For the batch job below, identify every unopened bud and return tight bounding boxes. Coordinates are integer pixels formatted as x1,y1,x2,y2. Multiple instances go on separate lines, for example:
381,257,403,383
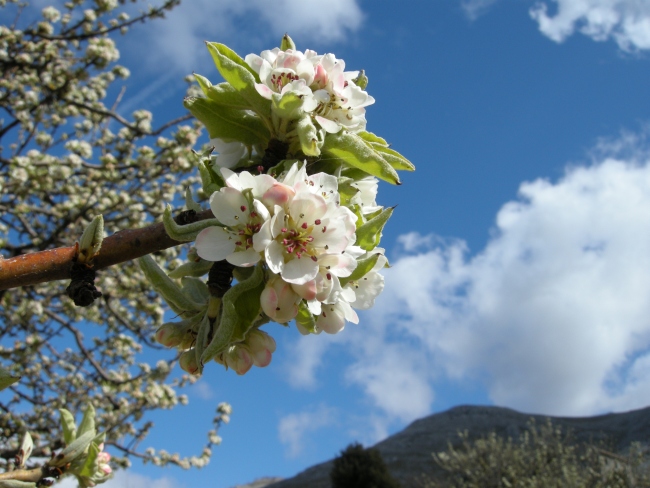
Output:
280,33,296,51
245,330,276,367
179,350,200,375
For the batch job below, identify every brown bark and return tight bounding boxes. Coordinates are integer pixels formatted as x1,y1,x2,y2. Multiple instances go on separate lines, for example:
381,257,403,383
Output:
0,209,213,291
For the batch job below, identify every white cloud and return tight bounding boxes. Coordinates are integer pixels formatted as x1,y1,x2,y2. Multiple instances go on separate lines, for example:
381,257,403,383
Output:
57,470,185,488
129,0,364,75
461,0,500,21
288,129,650,422
278,404,337,458
530,0,650,51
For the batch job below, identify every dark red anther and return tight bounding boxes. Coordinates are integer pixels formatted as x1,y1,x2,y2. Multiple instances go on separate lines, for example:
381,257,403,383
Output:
301,222,308,229
315,219,321,225
240,205,247,212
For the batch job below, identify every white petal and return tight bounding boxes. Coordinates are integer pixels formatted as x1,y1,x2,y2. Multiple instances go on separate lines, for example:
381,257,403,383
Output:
253,220,273,252
227,248,261,267
210,188,249,227
282,257,319,285
195,227,236,262
315,115,342,134
265,240,285,274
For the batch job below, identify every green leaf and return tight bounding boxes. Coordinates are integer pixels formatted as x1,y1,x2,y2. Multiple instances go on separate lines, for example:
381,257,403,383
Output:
162,204,221,242
49,430,95,467
139,255,205,314
200,265,265,364
0,481,37,488
59,409,77,444
181,277,210,306
0,365,20,392
357,130,387,146
184,96,270,147
272,91,304,120
184,188,202,213
295,301,317,334
78,441,100,477
340,253,382,287
195,75,253,110
168,259,213,279
77,404,95,439
77,214,104,264
372,144,415,171
205,42,271,120
322,131,400,185
337,177,360,207
355,207,394,251
194,313,211,375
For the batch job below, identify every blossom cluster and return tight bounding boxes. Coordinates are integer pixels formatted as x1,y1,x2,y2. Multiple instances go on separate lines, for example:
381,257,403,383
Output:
147,35,413,378
195,162,386,337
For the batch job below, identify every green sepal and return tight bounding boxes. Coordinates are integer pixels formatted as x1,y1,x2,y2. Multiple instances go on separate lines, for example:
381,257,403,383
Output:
184,97,270,147
77,404,95,439
272,91,304,120
139,255,205,314
205,42,271,120
194,313,211,375
48,430,95,467
200,265,265,364
168,259,213,279
295,301,317,334
296,114,320,156
181,277,210,304
355,206,394,251
322,131,400,185
232,265,255,282
162,204,221,242
280,33,296,51
59,408,77,445
340,253,382,287
184,188,202,212
0,365,20,392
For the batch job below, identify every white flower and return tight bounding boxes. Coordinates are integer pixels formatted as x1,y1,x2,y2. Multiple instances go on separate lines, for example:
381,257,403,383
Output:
350,176,382,216
316,299,358,334
253,181,357,285
195,187,270,266
343,248,387,310
245,48,373,134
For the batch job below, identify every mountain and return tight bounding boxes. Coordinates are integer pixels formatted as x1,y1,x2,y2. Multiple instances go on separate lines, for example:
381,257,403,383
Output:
256,404,650,488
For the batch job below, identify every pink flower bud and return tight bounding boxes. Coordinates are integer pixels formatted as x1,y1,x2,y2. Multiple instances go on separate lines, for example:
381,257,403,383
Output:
261,275,300,323
224,345,253,375
179,350,200,375
155,323,182,348
245,330,276,368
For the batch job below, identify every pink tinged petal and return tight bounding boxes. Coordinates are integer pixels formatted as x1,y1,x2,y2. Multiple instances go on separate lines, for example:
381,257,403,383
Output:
210,188,249,226
265,240,285,274
263,183,295,207
251,348,272,367
227,346,253,375
291,279,317,300
195,227,236,262
290,193,328,223
317,305,346,334
255,83,274,100
260,285,279,318
282,257,319,285
227,248,261,267
315,115,342,134
245,53,264,74
318,253,357,278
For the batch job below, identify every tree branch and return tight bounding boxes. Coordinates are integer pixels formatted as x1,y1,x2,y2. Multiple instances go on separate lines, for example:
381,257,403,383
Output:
0,209,212,291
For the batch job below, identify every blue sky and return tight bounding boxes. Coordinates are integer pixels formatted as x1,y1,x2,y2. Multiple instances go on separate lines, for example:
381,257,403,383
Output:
39,0,650,486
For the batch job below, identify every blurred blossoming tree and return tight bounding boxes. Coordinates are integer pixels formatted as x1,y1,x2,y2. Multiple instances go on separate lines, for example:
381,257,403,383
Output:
0,0,414,486
0,0,229,485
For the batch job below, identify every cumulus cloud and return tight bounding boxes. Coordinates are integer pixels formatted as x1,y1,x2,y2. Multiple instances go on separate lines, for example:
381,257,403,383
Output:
287,129,650,425
278,404,337,458
530,0,650,51
129,0,364,75
57,471,185,488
